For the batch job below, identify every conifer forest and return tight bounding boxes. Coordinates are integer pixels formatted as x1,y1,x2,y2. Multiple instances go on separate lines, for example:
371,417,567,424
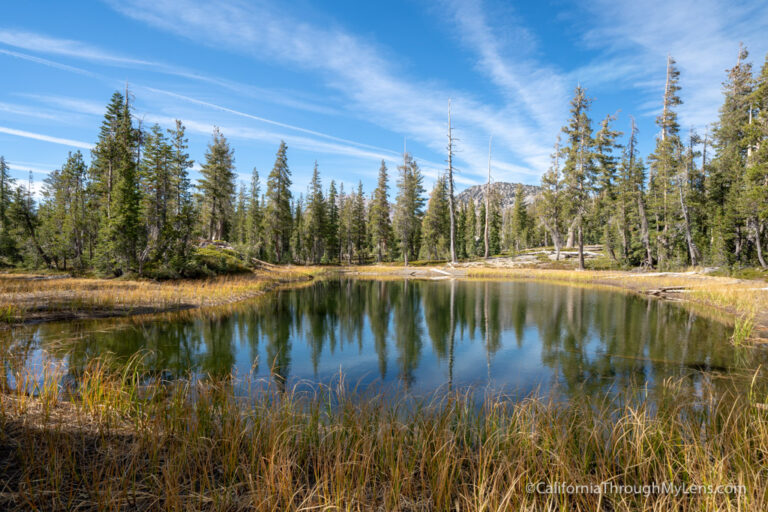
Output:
2,49,767,276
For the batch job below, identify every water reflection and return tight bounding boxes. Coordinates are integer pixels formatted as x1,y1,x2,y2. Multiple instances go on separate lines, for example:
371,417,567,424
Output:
2,278,762,399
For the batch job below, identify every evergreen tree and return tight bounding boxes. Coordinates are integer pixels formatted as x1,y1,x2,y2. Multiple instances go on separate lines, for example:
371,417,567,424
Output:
291,196,305,262
537,139,566,259
306,162,326,264
264,141,293,262
593,114,622,260
90,92,127,221
464,198,478,257
352,181,367,264
369,160,392,263
648,56,684,268
166,121,195,272
198,127,236,242
233,183,248,245
38,152,89,270
509,184,530,252
325,180,339,262
709,46,754,265
421,174,449,260
246,167,263,257
137,124,174,274
561,85,595,270
0,156,17,260
393,153,425,265
745,53,768,267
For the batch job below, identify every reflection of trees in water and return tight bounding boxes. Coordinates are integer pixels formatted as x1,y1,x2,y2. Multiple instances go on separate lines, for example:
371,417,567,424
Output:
366,280,393,379
393,280,423,388
13,278,756,401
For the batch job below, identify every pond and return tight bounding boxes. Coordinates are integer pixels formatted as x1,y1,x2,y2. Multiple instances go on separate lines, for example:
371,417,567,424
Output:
2,278,763,400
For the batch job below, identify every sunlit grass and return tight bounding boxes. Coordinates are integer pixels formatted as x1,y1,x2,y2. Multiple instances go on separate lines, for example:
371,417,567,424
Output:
464,267,768,330
0,267,322,324
1,357,767,510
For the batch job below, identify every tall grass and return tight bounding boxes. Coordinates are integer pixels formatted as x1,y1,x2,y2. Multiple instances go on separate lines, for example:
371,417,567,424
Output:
1,357,767,511
0,267,320,325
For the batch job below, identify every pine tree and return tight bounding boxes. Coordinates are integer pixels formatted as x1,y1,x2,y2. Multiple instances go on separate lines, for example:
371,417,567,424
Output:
101,94,141,275
456,204,467,259
464,198,478,257
246,167,263,258
325,180,339,262
291,196,305,262
38,152,89,270
352,181,367,264
137,124,174,273
393,153,426,265
369,160,392,263
561,85,595,270
708,47,754,265
306,162,326,264
338,185,353,264
648,56,684,268
488,187,502,255
0,156,17,260
198,127,236,242
537,139,565,259
264,141,293,262
166,120,195,272
90,92,127,221
509,184,530,252
421,174,449,260
9,176,51,267
593,114,623,261
233,184,248,245
744,53,768,267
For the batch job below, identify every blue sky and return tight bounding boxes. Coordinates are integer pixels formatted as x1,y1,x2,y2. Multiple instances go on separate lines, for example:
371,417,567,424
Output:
1,0,767,197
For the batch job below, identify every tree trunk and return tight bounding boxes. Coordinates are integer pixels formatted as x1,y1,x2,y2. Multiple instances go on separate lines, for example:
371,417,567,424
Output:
484,137,491,259
678,180,699,266
447,100,457,264
577,219,585,270
751,218,767,268
565,216,578,248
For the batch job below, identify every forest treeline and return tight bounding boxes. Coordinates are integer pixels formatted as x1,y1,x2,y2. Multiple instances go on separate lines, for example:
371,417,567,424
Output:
0,47,767,276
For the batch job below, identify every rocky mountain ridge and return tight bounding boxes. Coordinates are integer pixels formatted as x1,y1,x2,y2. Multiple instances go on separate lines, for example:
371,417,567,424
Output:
455,182,540,210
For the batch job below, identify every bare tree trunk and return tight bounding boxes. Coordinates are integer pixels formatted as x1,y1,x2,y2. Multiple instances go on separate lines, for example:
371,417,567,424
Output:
565,216,578,248
577,218,585,270
447,100,457,264
661,55,672,142
553,230,561,261
629,117,653,268
751,219,767,268
484,137,491,259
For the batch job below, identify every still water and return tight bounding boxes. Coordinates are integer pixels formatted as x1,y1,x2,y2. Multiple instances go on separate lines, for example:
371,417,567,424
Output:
3,278,761,398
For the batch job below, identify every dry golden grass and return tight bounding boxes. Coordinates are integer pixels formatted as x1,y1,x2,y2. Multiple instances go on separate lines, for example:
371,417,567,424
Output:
0,266,322,325
1,358,767,511
463,267,768,333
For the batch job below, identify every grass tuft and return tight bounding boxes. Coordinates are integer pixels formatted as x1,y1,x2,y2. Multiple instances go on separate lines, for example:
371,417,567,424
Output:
1,359,767,510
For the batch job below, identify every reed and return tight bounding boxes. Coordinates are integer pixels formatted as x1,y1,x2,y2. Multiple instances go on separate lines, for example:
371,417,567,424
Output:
1,357,767,511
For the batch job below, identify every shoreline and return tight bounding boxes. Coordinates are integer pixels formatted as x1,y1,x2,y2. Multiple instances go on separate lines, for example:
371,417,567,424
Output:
2,265,767,340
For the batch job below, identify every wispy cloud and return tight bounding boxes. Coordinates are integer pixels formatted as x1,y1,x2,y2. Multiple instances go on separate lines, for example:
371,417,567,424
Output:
0,29,156,67
0,101,64,120
0,48,100,78
0,126,94,149
105,0,552,184
0,28,338,117
141,86,399,157
574,0,768,129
